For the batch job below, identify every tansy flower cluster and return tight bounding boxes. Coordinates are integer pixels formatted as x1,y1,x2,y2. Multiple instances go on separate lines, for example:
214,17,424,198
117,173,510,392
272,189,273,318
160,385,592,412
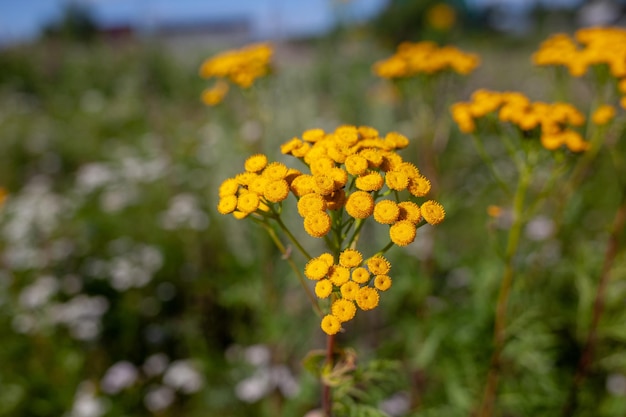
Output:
532,26,626,109
199,43,273,106
532,27,626,78
451,89,591,152
216,125,446,335
280,125,446,243
305,249,392,335
373,41,480,79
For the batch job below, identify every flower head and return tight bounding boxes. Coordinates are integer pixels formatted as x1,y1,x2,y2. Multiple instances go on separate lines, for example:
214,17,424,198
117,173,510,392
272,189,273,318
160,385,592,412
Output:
356,287,380,311
321,314,341,335
421,200,446,225
390,220,417,246
332,299,357,323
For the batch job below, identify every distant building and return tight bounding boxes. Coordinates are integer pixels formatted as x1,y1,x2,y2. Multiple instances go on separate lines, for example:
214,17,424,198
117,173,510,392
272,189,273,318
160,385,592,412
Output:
149,17,254,50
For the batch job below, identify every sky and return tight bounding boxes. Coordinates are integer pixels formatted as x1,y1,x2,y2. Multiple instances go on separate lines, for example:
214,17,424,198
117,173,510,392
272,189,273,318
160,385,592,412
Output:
0,0,584,45
0,0,388,44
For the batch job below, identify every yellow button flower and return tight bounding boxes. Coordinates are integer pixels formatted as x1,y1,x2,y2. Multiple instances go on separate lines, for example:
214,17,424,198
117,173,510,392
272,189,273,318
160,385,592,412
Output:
262,162,289,181
297,193,327,217
591,104,616,125
344,154,369,176
351,267,371,284
305,258,331,280
328,265,350,286
236,192,260,214
397,201,422,223
303,211,332,238
244,153,269,173
315,279,333,298
345,191,375,219
374,200,400,225
321,314,341,335
356,287,380,311
367,256,391,275
340,282,360,300
218,178,239,198
374,275,392,291
356,172,384,192
290,174,316,197
332,299,357,323
421,200,446,225
390,220,417,246
264,179,290,203
407,175,432,197
339,249,363,268
217,195,238,215
385,170,409,191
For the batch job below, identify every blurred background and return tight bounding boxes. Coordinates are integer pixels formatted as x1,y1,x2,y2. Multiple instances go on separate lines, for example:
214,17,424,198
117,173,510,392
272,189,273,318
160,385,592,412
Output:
2,1,626,416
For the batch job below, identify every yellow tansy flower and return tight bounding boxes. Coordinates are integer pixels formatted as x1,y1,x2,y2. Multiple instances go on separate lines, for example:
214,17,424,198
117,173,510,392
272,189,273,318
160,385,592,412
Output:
264,179,290,203
591,104,616,125
290,174,316,197
237,192,260,214
219,178,239,198
385,170,409,191
332,299,357,323
263,162,289,181
390,220,417,246
397,201,422,223
304,211,332,238
340,282,360,300
318,253,335,266
356,287,380,311
217,195,238,215
339,249,363,268
313,174,336,195
345,191,375,219
244,153,268,173
421,200,446,225
328,265,351,286
302,128,326,142
315,279,333,298
407,175,432,197
305,258,331,280
374,274,392,291
321,314,341,335
356,172,384,192
351,267,371,284
374,200,400,225
344,154,369,176
297,193,327,217
367,256,391,275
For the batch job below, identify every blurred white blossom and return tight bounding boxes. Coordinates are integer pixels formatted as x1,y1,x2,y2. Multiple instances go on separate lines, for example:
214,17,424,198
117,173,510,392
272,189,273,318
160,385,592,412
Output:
144,385,175,412
68,381,106,417
159,193,208,231
163,360,204,394
100,361,138,394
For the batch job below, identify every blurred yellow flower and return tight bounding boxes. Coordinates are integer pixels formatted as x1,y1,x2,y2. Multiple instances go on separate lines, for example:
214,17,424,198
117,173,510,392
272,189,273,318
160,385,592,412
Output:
426,3,456,31
591,104,616,125
0,187,8,207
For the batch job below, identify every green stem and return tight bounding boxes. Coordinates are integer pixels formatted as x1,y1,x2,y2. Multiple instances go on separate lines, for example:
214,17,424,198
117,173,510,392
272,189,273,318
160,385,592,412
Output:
476,163,531,417
562,190,626,417
261,222,323,317
471,133,513,197
273,215,313,261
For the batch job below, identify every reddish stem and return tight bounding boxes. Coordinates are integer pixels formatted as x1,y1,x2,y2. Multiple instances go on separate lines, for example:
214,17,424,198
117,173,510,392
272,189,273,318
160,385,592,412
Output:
322,333,335,417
